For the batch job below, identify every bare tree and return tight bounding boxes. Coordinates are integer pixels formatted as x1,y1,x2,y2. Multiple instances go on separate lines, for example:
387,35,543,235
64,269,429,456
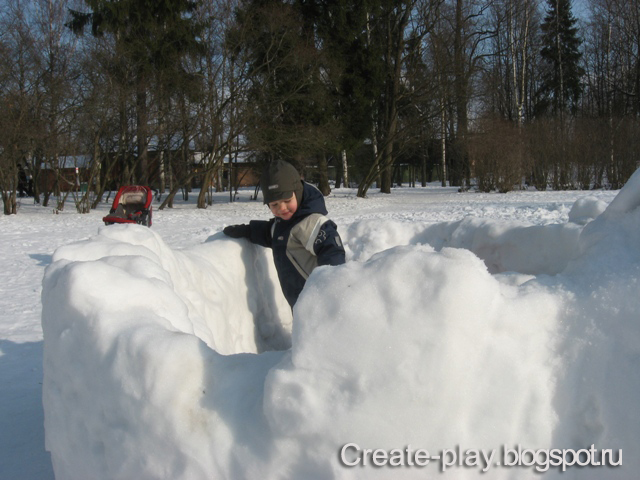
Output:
194,0,247,208
32,0,84,210
581,0,640,188
0,0,42,214
357,1,415,197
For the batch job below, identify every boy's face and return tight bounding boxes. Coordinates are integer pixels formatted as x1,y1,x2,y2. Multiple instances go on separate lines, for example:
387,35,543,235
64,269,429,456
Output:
268,194,298,221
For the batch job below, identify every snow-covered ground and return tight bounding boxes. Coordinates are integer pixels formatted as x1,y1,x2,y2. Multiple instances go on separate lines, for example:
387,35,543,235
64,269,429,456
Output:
1,172,638,479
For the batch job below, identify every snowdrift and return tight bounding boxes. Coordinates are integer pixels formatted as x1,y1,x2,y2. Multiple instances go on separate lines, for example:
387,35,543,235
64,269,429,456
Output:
42,170,640,479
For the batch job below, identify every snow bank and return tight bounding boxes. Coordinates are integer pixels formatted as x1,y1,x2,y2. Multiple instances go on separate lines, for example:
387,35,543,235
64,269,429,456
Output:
268,245,562,479
46,226,292,355
42,227,292,479
344,216,582,275
550,168,640,475
41,170,640,479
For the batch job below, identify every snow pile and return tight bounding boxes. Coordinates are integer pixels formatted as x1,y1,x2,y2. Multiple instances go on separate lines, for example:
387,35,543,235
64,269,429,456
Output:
271,246,561,477
551,171,640,468
344,216,583,275
567,195,608,225
41,228,292,478
41,170,640,479
43,227,292,355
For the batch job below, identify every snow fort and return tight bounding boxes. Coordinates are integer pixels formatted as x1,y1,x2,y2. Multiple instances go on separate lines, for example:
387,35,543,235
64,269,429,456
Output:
41,169,640,479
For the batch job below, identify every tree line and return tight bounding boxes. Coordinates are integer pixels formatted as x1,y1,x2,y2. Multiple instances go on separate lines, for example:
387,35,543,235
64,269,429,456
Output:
1,0,638,215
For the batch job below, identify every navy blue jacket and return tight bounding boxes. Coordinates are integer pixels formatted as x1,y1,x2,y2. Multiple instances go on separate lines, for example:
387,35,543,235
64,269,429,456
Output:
248,182,345,306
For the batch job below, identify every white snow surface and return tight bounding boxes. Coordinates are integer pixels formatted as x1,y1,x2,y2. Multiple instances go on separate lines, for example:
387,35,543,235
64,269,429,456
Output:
1,173,638,479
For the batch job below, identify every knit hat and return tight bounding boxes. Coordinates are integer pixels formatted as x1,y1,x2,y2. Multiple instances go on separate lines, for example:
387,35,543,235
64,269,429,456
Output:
260,160,304,204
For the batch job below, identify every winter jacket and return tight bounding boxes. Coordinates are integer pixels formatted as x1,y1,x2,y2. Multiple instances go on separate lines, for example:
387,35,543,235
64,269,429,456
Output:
248,181,345,306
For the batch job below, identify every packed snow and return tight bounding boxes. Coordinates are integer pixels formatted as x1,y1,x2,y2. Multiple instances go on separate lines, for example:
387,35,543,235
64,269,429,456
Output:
1,171,638,479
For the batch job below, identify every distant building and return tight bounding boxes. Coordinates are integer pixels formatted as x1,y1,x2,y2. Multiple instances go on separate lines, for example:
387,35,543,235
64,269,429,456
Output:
38,156,91,193
192,151,260,190
37,148,261,194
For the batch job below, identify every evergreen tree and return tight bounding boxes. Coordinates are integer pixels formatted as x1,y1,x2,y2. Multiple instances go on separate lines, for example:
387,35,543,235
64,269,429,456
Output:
67,0,205,186
299,0,386,153
228,0,337,170
539,0,584,116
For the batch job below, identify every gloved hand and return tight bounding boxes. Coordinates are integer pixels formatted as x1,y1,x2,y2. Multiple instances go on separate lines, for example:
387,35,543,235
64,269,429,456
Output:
223,224,251,239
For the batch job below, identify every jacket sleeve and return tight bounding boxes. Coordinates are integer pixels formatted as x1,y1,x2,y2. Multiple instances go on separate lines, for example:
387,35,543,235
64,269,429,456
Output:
313,220,346,266
248,219,274,248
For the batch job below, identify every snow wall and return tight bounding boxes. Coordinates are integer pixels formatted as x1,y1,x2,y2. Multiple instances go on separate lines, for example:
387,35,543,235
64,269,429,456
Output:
42,170,640,480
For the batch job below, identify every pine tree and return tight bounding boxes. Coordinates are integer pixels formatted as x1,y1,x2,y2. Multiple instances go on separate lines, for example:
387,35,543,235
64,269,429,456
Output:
228,0,334,166
300,0,386,151
539,0,584,116
67,0,205,186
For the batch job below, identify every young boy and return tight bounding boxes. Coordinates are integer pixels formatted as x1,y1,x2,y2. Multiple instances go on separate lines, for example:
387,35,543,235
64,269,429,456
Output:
223,160,345,307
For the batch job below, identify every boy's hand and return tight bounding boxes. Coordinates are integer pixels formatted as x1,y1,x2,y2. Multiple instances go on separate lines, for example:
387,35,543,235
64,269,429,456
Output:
223,224,251,239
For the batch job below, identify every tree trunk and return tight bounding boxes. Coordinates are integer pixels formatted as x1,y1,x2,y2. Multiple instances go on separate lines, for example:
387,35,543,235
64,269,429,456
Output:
159,171,198,210
341,149,349,188
453,0,470,188
197,168,214,208
2,182,17,215
317,154,331,196
379,145,394,194
136,86,149,186
441,96,447,187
